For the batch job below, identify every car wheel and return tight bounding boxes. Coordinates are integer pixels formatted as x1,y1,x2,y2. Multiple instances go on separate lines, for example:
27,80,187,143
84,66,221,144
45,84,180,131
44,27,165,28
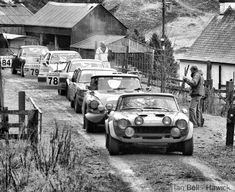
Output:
21,65,24,77
12,68,17,74
58,89,62,95
84,116,94,133
70,100,74,108
105,132,109,149
108,134,120,155
182,137,193,156
74,96,82,113
66,89,70,100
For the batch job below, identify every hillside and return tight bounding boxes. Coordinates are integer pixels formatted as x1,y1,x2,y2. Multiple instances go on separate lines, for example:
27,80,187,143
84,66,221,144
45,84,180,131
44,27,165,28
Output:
103,0,219,51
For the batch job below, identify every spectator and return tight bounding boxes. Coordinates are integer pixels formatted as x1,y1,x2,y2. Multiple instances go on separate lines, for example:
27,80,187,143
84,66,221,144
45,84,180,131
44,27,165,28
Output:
183,66,205,128
95,42,111,68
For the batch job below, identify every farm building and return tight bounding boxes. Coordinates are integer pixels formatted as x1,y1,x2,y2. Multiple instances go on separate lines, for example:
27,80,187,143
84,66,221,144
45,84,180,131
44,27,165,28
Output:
0,3,33,35
24,2,128,51
179,0,235,89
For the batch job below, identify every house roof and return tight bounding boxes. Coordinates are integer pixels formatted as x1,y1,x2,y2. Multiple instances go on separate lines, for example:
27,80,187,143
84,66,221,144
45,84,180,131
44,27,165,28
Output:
70,34,125,49
181,8,235,64
0,3,33,25
25,2,99,28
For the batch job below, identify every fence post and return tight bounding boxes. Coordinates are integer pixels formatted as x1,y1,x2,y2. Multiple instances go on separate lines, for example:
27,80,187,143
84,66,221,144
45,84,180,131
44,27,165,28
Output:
28,110,39,144
226,107,235,146
19,91,25,138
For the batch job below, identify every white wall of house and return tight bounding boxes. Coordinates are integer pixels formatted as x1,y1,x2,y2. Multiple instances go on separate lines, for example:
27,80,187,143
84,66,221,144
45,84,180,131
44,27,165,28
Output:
179,60,235,89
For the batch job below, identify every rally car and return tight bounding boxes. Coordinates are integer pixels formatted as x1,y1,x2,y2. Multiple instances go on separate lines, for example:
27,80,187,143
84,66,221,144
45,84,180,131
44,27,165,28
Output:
82,74,143,133
11,45,49,77
105,93,193,156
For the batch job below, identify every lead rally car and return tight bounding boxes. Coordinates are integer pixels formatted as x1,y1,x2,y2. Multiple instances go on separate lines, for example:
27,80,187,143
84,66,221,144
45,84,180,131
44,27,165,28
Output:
105,93,193,156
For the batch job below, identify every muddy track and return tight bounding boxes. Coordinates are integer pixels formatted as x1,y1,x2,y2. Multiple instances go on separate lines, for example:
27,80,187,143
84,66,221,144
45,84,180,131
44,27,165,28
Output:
2,69,234,192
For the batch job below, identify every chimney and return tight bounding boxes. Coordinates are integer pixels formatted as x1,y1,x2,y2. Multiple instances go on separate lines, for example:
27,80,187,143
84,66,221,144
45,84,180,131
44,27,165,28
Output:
219,0,235,14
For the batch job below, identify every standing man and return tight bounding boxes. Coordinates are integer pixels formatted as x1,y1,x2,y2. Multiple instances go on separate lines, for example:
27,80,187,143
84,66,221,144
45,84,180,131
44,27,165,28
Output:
95,41,110,68
183,66,205,128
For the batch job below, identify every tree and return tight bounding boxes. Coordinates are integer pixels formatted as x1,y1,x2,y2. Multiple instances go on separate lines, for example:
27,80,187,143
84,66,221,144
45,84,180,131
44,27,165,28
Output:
149,33,179,92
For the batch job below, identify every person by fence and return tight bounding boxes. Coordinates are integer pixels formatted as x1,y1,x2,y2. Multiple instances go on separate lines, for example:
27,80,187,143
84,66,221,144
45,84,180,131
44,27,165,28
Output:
183,66,205,128
94,41,111,68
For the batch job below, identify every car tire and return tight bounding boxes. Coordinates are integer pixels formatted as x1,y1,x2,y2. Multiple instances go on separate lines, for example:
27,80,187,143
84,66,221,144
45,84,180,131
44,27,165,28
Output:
182,137,193,156
70,100,74,108
74,96,82,113
84,116,94,133
108,134,120,155
105,132,109,149
21,65,24,77
66,89,70,100
12,68,17,74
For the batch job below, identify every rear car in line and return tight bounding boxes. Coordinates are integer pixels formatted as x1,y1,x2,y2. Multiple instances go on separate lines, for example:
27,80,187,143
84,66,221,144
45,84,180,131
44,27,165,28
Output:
11,45,49,77
105,93,193,155
57,59,106,95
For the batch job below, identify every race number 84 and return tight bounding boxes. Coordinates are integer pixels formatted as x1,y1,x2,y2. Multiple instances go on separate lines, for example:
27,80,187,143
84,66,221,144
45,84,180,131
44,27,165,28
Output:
47,76,59,86
1,59,12,67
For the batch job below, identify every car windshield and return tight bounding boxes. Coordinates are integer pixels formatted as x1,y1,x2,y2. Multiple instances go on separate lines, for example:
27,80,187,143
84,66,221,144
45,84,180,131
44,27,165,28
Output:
90,77,141,91
79,70,115,83
118,95,178,111
69,61,103,72
51,52,81,63
22,47,48,57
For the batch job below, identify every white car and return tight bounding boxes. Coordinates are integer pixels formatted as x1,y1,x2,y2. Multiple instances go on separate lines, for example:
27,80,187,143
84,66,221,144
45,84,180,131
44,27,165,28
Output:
40,50,82,73
105,93,193,155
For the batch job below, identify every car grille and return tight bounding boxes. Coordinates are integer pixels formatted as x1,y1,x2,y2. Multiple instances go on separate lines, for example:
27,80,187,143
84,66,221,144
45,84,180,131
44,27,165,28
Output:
133,126,173,134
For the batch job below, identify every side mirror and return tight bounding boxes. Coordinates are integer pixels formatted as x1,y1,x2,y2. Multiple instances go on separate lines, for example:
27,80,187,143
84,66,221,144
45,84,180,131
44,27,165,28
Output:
71,77,76,82
181,108,188,114
146,86,152,92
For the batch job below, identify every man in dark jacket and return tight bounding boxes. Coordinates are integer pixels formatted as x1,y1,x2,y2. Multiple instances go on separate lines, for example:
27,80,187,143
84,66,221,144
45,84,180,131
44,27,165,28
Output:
183,66,205,128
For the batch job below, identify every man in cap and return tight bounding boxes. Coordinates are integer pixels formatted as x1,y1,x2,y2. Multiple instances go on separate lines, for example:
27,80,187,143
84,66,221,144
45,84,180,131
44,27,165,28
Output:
183,66,205,128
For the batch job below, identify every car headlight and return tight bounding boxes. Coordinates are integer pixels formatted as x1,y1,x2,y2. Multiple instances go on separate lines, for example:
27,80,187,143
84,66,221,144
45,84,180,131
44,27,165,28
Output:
176,119,188,129
117,119,130,129
89,100,99,109
162,116,172,125
135,116,144,126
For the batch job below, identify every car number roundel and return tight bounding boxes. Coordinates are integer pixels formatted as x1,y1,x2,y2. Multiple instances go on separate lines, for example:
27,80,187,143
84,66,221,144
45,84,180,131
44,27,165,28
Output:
0,56,12,68
46,72,60,86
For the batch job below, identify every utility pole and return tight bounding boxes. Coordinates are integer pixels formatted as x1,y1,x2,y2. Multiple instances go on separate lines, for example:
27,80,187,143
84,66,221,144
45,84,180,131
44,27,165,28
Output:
161,0,166,93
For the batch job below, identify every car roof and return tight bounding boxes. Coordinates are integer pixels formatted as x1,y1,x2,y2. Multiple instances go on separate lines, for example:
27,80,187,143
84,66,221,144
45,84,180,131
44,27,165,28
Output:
70,59,102,63
78,67,116,71
21,45,48,49
119,93,175,97
47,50,78,54
91,73,140,78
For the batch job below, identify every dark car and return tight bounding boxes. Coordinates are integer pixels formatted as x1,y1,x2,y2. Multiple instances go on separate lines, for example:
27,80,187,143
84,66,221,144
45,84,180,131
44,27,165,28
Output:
67,68,117,113
11,45,48,77
57,59,106,95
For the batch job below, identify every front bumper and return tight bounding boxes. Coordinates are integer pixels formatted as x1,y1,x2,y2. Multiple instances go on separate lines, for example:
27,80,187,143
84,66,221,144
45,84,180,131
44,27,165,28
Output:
108,123,193,145
85,112,107,124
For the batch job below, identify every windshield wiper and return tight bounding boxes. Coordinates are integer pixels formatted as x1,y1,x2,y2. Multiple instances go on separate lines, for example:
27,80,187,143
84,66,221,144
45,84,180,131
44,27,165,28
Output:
113,87,126,90
143,107,170,111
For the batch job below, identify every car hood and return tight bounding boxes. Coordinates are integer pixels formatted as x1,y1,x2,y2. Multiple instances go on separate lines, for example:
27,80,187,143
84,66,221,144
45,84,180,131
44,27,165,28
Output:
94,90,138,106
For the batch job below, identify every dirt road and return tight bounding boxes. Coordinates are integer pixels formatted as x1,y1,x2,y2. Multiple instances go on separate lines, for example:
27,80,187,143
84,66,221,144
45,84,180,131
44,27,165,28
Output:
2,69,235,192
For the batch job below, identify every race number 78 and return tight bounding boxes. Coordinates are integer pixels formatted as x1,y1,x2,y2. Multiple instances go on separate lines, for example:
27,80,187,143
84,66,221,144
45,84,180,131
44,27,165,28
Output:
47,76,59,86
